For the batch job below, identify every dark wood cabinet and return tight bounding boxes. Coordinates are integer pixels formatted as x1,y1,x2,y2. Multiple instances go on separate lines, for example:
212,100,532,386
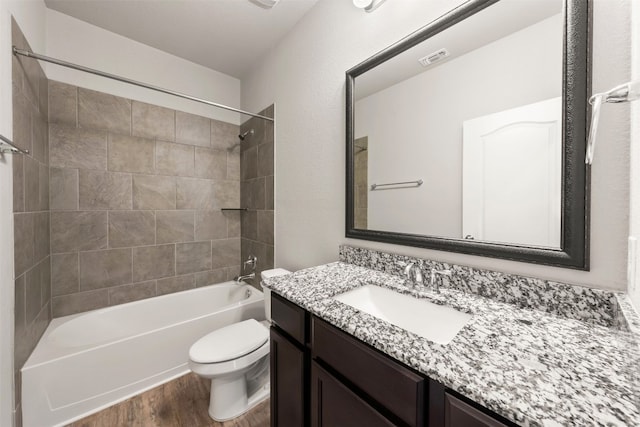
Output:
270,294,514,427
444,393,508,427
270,327,305,427
311,361,396,427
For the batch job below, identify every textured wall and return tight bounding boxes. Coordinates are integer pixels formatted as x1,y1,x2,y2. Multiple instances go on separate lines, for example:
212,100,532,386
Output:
240,106,274,282
241,0,632,291
11,17,50,426
48,81,242,317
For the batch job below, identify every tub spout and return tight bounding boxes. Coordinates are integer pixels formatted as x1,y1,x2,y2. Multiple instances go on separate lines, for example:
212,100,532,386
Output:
234,272,255,283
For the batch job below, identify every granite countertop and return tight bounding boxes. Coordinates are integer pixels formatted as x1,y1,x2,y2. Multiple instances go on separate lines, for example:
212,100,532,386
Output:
263,261,640,427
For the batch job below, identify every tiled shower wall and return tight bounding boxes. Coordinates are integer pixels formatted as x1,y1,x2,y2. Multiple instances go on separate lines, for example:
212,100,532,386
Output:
48,81,242,317
240,106,274,280
12,19,51,424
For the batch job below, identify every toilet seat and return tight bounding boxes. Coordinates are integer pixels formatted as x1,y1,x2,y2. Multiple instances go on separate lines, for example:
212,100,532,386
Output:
188,320,270,378
190,319,268,364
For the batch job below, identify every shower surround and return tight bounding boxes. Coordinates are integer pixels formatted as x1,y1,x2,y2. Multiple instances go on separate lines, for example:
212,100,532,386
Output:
48,81,243,317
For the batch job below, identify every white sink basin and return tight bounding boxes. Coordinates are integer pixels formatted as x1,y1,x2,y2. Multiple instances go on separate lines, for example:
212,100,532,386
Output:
333,285,472,345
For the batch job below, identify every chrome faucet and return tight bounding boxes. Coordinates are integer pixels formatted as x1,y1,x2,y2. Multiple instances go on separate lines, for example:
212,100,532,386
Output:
404,263,423,289
235,255,257,283
429,269,452,293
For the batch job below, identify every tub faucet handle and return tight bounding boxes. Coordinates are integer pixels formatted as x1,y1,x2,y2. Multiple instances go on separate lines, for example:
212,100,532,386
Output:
243,255,257,272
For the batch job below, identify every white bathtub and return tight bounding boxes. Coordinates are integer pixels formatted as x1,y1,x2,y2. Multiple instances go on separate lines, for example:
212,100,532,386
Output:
22,282,264,427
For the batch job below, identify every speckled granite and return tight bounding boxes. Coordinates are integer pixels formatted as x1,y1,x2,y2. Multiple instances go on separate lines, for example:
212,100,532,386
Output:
339,245,621,328
263,262,640,427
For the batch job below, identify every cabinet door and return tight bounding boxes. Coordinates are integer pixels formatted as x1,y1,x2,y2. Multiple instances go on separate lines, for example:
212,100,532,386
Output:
271,327,305,427
445,393,507,427
311,361,396,427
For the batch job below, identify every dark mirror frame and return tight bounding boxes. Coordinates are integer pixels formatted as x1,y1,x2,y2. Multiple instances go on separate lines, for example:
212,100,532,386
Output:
346,0,591,270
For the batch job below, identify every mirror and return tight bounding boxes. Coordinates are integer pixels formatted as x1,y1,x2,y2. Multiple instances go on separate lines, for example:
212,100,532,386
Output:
346,0,590,269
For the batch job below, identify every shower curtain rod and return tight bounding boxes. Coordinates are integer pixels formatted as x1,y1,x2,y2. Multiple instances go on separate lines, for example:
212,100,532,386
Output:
12,47,274,122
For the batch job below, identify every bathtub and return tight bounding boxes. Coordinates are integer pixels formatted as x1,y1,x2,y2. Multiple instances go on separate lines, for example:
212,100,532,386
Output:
21,282,264,427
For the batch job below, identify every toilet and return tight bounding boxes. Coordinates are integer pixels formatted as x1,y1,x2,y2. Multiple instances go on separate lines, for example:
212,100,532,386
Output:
188,268,291,421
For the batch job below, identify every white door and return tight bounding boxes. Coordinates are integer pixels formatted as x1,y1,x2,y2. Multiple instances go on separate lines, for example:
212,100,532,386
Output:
462,97,561,248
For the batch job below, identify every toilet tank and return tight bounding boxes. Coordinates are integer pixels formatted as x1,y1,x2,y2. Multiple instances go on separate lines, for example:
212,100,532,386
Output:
260,268,291,322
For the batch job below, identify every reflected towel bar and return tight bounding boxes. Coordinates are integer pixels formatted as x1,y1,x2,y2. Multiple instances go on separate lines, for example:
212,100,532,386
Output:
0,134,29,154
370,179,423,190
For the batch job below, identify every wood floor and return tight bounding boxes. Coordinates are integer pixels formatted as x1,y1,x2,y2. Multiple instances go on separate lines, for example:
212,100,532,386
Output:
67,373,270,427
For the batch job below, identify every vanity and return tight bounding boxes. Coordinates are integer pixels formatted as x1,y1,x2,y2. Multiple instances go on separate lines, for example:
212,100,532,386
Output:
265,248,640,426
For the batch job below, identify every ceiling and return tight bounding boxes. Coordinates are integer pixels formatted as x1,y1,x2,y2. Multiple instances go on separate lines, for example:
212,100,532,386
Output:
44,0,319,79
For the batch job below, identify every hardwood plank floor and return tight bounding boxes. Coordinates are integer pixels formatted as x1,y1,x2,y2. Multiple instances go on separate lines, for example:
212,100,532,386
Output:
67,373,270,427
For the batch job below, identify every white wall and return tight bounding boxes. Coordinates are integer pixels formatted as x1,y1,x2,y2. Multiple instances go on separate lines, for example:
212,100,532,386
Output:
0,1,47,424
46,9,242,124
242,0,632,291
629,0,640,310
355,15,561,237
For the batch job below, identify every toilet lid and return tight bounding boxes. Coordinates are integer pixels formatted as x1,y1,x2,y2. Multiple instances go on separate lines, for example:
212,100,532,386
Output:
189,319,268,364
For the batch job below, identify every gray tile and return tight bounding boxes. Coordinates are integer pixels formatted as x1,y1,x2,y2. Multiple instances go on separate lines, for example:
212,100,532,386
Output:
108,134,155,174
257,210,274,245
133,244,175,282
14,213,34,277
241,178,265,210
257,141,274,177
176,111,210,147
79,248,132,290
51,211,108,253
48,80,77,126
25,265,42,324
109,211,155,248
241,146,258,181
132,175,176,210
34,212,50,262
211,119,239,150
226,211,241,238
31,114,47,163
195,211,227,240
240,117,261,150
39,162,49,211
78,88,131,134
108,281,156,305
225,266,241,282
13,155,24,212
157,274,195,296
212,238,240,269
38,67,49,120
176,241,212,275
194,147,226,180
79,170,132,210
49,124,107,170
52,289,109,317
51,253,79,296
227,151,240,181
132,101,175,141
195,269,227,287
50,168,78,210
266,175,274,210
14,275,25,339
213,180,240,208
176,178,215,210
40,257,51,307
241,210,258,241
12,91,31,153
156,141,194,177
23,155,39,212
156,211,194,244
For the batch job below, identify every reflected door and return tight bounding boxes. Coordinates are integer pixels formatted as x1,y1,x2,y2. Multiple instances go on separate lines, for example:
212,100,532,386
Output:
462,97,561,248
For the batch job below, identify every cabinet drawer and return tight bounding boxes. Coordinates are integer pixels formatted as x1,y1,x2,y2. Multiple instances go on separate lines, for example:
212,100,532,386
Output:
311,361,395,427
445,393,507,427
271,293,307,345
312,317,426,427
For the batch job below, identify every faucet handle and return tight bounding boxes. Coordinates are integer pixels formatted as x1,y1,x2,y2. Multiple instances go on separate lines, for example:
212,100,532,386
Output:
429,269,452,293
404,263,423,287
243,255,257,272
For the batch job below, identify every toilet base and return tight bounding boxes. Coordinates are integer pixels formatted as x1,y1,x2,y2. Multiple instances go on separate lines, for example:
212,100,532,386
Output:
208,378,270,421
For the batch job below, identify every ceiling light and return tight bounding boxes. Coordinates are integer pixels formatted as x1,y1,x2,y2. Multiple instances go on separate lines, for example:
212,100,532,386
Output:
353,0,387,13
249,0,279,9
